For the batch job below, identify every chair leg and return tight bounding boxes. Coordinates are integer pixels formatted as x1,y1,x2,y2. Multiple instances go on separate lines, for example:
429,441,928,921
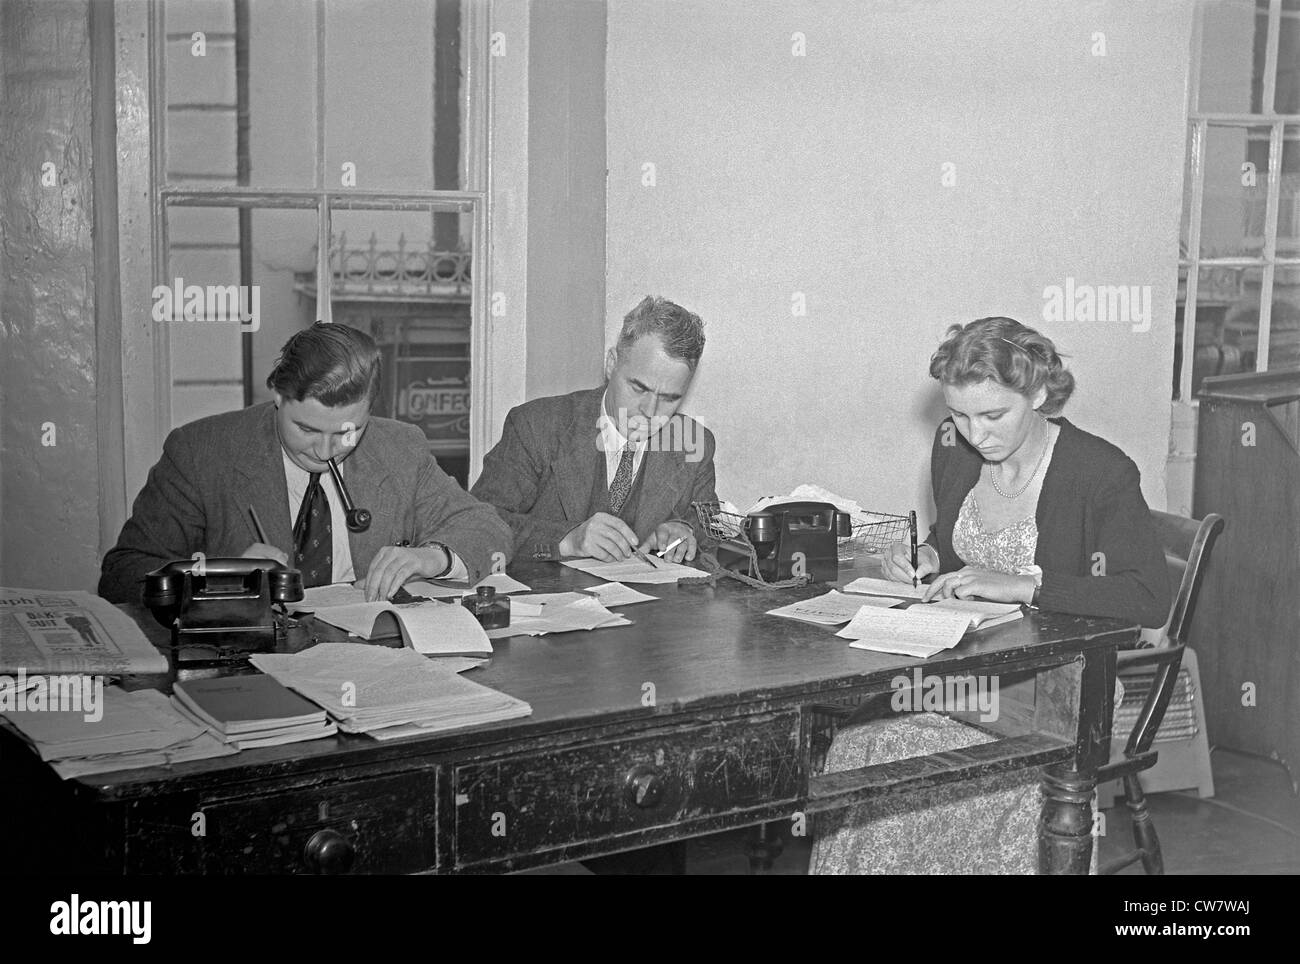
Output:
1123,775,1164,875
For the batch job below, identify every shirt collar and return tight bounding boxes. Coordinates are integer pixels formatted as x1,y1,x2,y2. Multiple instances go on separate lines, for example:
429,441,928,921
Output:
597,388,638,454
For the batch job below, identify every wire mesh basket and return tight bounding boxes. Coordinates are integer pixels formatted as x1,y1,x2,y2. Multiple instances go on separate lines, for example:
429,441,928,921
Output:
693,501,910,561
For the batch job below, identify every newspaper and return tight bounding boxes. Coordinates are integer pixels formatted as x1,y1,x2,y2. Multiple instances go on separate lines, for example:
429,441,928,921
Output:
0,588,168,676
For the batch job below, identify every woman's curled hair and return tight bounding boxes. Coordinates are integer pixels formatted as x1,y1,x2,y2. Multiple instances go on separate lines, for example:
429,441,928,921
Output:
928,316,1075,415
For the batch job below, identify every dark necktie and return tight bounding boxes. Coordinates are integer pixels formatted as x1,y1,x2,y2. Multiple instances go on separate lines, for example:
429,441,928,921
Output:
608,447,636,514
293,472,333,588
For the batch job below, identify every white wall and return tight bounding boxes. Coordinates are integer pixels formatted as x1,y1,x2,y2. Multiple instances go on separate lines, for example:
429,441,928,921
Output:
606,0,1193,528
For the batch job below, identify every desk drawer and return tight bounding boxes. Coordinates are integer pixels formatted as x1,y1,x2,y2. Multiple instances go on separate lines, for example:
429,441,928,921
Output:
453,711,801,868
196,769,438,874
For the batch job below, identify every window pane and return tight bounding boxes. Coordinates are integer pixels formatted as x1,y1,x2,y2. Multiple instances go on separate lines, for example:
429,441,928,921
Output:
324,0,437,192
1187,266,1259,395
248,0,319,188
165,0,236,187
1281,128,1300,257
1275,0,1300,113
164,206,320,423
325,207,473,486
1201,125,1273,258
1268,265,1300,370
1197,0,1260,113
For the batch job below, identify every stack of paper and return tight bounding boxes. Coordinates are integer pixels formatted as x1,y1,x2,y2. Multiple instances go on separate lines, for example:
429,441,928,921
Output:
250,643,531,738
738,484,899,528
767,590,902,625
486,592,630,639
1,685,235,778
836,605,976,658
559,557,701,585
172,674,337,749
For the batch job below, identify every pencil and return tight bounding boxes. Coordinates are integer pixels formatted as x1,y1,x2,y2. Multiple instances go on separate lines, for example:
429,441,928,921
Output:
249,504,268,545
909,510,918,589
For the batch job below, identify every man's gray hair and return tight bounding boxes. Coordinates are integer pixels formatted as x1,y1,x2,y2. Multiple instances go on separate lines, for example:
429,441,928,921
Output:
616,296,705,370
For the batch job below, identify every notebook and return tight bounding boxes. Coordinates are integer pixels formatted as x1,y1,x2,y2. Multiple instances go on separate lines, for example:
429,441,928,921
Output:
172,674,327,735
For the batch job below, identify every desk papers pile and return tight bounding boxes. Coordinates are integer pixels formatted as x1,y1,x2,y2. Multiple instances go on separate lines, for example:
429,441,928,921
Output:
250,643,531,739
1,684,235,778
0,588,167,676
559,557,701,585
487,591,631,638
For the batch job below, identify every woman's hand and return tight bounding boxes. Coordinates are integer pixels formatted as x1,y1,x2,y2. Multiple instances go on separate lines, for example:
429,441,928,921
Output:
921,567,1036,604
881,541,939,584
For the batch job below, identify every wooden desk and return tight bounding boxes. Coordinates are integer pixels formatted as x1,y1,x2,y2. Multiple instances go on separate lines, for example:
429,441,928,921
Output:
4,562,1131,874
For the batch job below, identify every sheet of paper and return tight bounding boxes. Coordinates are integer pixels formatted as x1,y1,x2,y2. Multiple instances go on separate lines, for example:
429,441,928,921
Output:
389,603,492,656
766,590,900,626
842,576,927,600
559,557,702,584
583,582,660,606
469,572,531,595
484,596,628,637
509,600,545,617
298,583,367,610
835,604,973,650
925,598,1023,628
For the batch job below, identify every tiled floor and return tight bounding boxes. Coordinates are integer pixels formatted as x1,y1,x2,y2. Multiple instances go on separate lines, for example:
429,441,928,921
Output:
525,748,1299,874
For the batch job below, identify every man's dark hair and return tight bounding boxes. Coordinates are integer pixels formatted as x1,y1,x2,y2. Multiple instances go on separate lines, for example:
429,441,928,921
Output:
616,296,706,370
266,322,381,406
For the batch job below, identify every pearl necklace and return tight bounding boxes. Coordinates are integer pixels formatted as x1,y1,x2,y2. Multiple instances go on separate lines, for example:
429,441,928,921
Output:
988,417,1051,500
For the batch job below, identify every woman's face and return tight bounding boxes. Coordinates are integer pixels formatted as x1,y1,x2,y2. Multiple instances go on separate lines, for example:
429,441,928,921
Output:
942,379,1047,463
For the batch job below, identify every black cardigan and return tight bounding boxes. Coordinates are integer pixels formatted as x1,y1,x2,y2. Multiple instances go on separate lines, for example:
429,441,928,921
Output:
924,416,1171,628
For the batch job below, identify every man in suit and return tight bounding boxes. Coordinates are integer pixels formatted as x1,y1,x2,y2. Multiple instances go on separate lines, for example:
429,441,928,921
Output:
471,295,716,564
99,323,511,603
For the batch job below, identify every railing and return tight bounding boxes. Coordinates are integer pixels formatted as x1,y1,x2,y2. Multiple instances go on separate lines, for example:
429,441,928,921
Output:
294,233,471,302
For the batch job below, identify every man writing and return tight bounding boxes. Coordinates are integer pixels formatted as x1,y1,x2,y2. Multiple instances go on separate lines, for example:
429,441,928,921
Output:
100,323,510,603
472,296,716,564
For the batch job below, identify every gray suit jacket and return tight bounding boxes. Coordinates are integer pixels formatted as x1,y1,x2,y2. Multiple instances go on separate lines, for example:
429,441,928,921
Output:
470,386,717,559
99,402,512,602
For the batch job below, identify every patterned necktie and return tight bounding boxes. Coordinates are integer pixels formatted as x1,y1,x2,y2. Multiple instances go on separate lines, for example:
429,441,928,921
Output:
608,447,636,514
293,472,333,588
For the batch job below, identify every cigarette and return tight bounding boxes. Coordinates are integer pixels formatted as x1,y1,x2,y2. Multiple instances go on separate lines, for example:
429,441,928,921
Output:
656,537,684,557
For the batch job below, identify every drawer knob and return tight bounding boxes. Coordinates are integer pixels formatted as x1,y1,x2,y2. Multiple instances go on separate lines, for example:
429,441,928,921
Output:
624,764,665,809
303,829,355,875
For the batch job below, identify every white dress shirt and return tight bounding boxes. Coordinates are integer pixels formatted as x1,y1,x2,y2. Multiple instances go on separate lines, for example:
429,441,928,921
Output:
595,390,648,488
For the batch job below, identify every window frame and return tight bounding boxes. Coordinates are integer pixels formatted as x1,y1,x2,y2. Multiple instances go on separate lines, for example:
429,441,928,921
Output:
113,0,494,507
1179,0,1300,401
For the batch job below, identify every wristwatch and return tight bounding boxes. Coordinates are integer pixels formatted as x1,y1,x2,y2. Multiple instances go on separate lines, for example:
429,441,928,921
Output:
420,540,455,579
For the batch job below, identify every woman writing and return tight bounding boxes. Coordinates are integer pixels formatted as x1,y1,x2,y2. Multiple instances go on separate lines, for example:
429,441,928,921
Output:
812,316,1170,874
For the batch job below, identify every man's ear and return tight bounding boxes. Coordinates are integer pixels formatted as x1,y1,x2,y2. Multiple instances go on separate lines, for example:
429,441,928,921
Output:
273,392,284,409
603,346,619,381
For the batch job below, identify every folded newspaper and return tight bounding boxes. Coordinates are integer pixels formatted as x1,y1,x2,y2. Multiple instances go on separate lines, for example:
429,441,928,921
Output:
0,588,167,676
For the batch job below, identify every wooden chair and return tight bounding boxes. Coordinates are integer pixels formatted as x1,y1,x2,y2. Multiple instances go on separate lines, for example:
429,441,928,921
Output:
1097,510,1224,875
